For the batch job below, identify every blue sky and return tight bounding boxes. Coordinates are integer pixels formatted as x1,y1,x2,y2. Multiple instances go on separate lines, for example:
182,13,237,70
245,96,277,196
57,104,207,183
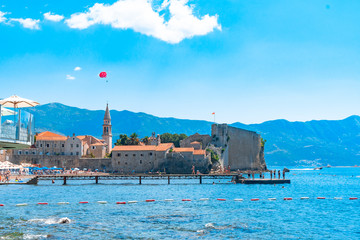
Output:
0,0,360,124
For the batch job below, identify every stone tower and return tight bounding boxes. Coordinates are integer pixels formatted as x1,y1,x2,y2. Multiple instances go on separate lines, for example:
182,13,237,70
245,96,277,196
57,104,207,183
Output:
102,104,112,154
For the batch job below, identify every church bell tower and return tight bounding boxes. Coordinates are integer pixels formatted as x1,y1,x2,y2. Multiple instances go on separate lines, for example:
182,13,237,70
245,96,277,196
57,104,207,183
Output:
102,104,112,154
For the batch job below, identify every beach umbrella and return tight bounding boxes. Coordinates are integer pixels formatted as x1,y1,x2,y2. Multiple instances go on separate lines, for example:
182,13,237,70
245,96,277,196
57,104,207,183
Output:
0,95,39,108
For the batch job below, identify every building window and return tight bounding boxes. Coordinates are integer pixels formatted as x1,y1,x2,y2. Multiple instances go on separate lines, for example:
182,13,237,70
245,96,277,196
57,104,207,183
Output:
125,154,128,157
117,153,120,157
33,152,36,155
70,152,73,156
141,154,143,156
18,151,22,155
149,153,152,156
76,152,79,156
125,162,127,165
40,144,43,147
140,160,142,164
149,162,151,164
54,144,57,147
118,161,120,164
133,154,136,157
92,146,96,150
73,138,75,140
62,144,64,148
25,152,28,155
71,144,73,148
62,152,64,155
76,144,79,148
46,144,49,148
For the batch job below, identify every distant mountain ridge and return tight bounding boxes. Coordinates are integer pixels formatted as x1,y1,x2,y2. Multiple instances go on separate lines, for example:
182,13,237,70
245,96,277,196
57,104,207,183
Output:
26,103,360,167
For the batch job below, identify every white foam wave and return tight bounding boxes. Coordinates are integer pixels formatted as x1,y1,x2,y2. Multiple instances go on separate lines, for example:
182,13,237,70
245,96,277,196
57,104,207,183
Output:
28,217,71,225
23,234,49,239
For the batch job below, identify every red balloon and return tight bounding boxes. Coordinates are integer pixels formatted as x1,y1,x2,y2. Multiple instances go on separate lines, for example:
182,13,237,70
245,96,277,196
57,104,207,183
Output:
99,72,107,78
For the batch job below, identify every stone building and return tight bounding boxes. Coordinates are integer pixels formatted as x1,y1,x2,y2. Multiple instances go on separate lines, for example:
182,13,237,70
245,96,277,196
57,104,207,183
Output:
111,139,211,174
78,135,107,158
180,133,211,149
180,124,267,171
11,104,112,160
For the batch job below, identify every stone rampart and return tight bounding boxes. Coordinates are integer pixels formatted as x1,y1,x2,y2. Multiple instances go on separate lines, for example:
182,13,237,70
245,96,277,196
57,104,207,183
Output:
211,124,266,171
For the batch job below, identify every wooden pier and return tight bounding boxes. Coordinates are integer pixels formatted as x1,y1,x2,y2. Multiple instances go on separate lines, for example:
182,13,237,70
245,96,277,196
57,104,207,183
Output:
28,174,291,185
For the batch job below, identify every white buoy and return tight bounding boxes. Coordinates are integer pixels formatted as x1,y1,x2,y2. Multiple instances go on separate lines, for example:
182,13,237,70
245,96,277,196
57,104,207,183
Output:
200,198,209,201
300,197,309,200
57,202,70,205
234,199,243,201
164,199,174,202
97,201,108,204
16,203,28,207
128,201,138,204
334,197,342,200
268,198,276,201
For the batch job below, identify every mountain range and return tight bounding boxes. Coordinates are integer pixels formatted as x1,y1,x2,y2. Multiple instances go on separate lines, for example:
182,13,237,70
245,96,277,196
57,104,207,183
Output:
26,103,360,167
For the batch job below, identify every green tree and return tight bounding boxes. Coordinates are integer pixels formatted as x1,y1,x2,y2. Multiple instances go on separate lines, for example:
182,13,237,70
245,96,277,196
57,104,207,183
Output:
160,133,187,147
129,133,140,145
142,136,150,145
115,134,129,146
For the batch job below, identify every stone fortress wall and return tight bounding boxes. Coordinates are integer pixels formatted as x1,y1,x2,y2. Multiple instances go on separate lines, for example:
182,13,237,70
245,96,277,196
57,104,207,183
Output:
211,124,266,171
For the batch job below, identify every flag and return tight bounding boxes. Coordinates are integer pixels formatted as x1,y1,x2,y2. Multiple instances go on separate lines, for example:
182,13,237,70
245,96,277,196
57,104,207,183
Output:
212,112,215,115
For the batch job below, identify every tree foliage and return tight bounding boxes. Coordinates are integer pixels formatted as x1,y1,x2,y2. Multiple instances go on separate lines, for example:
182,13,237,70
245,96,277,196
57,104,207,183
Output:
160,133,187,147
206,149,219,164
115,133,140,146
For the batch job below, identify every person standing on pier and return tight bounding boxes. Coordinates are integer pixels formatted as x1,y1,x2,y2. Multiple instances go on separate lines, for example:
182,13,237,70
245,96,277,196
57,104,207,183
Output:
270,170,273,179
251,171,255,180
278,170,281,179
273,169,276,178
282,169,285,179
192,165,195,175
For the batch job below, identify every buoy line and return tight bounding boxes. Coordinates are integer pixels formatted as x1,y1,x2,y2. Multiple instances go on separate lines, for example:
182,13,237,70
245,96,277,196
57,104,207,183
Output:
1,196,357,207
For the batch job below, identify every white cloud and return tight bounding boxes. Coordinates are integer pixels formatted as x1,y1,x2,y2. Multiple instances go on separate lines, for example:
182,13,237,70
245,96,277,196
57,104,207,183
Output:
0,11,7,23
10,18,40,29
66,75,75,80
44,12,64,22
74,66,82,71
65,0,221,44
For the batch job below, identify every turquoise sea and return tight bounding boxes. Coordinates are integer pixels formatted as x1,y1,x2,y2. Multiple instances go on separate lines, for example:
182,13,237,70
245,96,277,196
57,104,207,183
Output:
1,167,360,239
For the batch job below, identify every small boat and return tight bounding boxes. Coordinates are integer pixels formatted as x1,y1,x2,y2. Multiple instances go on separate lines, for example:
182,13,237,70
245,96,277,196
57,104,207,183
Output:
314,167,323,170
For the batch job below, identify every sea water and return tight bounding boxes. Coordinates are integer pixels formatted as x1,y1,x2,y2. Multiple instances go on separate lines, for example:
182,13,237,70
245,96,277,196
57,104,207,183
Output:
0,167,360,239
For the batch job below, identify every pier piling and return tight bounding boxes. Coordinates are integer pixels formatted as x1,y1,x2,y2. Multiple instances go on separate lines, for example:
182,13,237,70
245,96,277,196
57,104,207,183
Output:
139,176,142,185
200,175,202,184
63,176,67,185
95,176,99,184
168,176,170,184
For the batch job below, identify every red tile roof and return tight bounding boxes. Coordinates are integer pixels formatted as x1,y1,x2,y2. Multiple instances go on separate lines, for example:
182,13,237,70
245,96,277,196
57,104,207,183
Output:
36,131,67,141
113,143,173,152
194,150,206,155
173,148,194,153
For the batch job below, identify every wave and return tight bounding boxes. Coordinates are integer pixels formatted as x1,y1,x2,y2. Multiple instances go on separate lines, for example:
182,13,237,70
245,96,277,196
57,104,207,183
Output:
28,217,71,225
23,234,49,239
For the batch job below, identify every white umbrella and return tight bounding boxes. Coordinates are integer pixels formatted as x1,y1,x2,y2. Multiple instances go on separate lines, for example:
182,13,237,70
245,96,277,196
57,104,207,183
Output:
0,95,39,108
